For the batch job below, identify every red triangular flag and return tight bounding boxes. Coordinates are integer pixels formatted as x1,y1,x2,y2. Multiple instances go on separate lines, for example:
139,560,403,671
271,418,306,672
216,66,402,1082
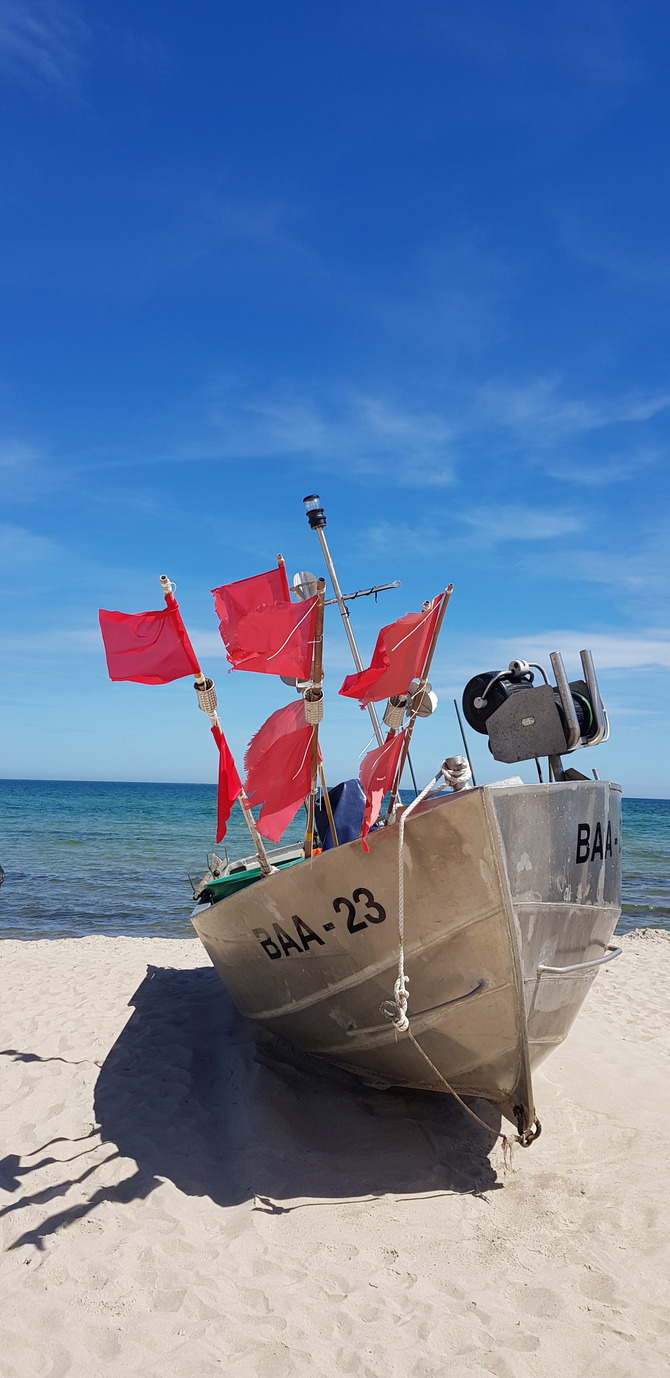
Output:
359,730,406,848
99,603,200,685
339,596,442,706
211,724,243,843
212,564,317,678
244,700,315,843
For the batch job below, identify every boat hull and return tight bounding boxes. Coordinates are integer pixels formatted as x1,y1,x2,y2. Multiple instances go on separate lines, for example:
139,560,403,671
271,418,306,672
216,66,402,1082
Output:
192,781,621,1133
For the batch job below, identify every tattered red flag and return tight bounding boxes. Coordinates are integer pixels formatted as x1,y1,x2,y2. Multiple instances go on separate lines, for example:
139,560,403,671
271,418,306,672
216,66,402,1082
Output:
99,603,201,685
244,700,315,843
359,730,406,849
212,567,316,678
339,595,443,706
210,724,243,844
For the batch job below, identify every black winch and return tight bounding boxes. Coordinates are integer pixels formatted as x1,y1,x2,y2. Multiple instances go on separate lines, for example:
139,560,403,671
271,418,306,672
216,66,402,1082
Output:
461,657,603,764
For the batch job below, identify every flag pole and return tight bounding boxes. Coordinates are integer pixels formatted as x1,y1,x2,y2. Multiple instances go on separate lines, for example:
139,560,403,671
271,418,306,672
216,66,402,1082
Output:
159,575,274,877
276,552,290,600
385,584,454,819
319,763,339,848
304,577,326,858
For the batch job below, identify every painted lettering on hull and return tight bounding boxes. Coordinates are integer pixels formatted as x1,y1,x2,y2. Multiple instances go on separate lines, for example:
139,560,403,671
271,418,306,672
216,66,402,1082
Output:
575,820,616,864
253,887,387,959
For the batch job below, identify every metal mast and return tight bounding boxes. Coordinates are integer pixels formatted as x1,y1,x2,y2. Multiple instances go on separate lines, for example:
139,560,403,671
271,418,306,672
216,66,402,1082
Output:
302,495,385,748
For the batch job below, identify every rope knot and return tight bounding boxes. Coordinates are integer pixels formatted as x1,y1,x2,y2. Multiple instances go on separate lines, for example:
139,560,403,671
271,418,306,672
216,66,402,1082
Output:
392,973,410,1031
380,974,410,1032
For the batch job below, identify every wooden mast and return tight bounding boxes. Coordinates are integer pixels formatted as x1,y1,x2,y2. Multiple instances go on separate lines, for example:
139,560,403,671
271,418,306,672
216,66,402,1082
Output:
304,577,326,858
386,584,454,818
159,575,274,877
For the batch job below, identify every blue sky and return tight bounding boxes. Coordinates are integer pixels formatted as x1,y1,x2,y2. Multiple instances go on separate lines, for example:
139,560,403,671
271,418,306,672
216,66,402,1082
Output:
1,0,669,796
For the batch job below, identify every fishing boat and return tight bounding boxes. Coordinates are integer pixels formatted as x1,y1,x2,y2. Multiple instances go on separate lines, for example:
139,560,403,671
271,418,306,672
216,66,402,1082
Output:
100,494,622,1147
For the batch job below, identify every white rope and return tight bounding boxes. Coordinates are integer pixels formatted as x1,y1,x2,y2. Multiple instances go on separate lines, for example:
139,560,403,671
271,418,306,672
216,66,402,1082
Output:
265,601,317,662
291,726,316,781
382,769,442,1032
381,762,540,1157
388,599,439,654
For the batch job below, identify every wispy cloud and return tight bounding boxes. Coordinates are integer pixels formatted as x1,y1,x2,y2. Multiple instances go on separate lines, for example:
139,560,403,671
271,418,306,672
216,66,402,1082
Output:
557,200,670,293
460,504,583,543
423,2,639,143
471,377,670,446
0,1,88,90
429,628,670,698
363,520,447,559
542,447,663,487
0,438,42,469
207,382,456,486
360,504,584,568
0,522,56,569
0,627,99,656
488,630,670,672
202,373,669,493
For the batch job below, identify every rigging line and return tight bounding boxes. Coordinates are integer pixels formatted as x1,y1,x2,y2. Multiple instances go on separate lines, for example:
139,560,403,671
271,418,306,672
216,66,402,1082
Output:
265,600,318,662
291,726,316,782
384,599,440,654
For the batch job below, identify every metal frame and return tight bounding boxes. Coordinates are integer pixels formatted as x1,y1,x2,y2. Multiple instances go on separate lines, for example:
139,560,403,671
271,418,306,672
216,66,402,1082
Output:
550,649,608,752
537,944,622,976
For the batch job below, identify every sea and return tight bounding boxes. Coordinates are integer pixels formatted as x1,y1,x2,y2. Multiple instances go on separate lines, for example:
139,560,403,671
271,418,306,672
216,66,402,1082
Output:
0,780,667,940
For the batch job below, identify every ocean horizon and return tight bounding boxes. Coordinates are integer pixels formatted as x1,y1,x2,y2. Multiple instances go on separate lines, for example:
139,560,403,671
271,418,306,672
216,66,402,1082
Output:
0,778,667,940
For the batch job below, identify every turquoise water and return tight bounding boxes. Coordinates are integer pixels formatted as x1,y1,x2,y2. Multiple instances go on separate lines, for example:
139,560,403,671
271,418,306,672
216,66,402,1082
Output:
0,781,667,939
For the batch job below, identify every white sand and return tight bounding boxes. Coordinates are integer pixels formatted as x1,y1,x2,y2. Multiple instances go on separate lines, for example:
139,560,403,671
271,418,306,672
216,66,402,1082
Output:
1,929,669,1378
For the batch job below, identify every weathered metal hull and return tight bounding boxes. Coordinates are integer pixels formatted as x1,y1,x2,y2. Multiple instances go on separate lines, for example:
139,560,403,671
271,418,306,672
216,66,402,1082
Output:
192,781,621,1133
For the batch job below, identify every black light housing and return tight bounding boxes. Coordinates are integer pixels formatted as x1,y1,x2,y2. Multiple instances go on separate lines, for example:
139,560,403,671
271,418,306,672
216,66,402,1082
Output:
303,494,326,529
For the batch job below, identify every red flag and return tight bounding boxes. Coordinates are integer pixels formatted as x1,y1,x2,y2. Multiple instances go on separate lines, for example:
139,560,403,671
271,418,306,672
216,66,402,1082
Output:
359,730,406,848
225,597,318,677
244,700,315,843
339,595,443,706
212,567,316,677
211,724,243,843
99,603,201,684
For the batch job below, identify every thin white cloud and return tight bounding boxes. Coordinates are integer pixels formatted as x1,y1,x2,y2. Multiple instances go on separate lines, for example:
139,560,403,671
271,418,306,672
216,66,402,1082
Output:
203,373,667,494
488,631,670,672
0,627,99,656
542,448,662,487
461,504,582,542
363,520,447,559
472,377,670,445
207,383,456,486
0,1,88,89
558,523,670,615
0,522,56,568
0,438,42,469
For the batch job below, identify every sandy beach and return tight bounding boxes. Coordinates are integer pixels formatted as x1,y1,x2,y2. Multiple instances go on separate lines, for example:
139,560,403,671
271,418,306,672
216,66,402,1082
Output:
1,929,668,1377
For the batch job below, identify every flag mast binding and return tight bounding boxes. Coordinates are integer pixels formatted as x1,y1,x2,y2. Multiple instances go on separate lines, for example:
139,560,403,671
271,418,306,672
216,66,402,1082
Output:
159,576,274,876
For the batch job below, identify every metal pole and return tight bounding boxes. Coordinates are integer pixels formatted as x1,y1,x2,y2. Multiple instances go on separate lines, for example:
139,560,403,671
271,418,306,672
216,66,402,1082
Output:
314,526,385,748
453,697,477,786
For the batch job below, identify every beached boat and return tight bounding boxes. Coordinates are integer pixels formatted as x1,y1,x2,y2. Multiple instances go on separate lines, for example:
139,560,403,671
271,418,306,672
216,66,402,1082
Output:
189,498,622,1146
100,493,622,1145
191,774,621,1144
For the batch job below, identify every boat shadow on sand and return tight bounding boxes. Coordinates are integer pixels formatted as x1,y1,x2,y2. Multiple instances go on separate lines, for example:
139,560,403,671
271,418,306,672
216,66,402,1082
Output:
3,963,503,1251
92,963,503,1208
